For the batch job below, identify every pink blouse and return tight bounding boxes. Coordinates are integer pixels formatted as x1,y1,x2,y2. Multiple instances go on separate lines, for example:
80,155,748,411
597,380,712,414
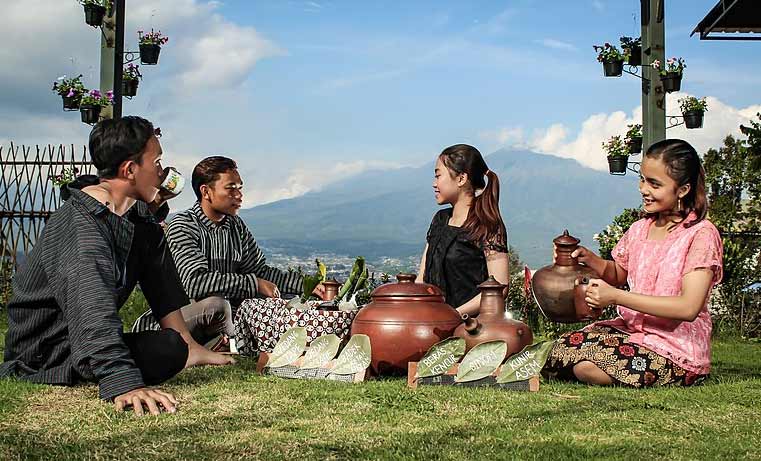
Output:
591,214,723,374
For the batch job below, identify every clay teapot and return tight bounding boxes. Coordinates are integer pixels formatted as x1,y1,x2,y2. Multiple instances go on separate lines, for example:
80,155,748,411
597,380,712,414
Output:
349,273,461,375
453,276,533,356
529,230,601,323
322,278,341,301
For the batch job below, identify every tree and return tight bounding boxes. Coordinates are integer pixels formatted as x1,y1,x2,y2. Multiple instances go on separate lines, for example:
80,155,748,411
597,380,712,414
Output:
703,118,761,337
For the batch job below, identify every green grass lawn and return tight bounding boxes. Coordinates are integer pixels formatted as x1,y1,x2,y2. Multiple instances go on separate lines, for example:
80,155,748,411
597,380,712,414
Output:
1,312,761,460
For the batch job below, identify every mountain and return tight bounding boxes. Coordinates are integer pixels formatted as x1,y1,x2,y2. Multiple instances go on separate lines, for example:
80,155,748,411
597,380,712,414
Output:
239,149,641,269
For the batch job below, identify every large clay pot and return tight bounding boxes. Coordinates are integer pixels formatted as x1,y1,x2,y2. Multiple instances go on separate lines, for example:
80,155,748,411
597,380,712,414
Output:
350,273,461,375
530,230,601,323
453,276,533,357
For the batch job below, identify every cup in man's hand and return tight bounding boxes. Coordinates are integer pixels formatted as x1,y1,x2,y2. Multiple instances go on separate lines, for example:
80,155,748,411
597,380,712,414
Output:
161,167,185,196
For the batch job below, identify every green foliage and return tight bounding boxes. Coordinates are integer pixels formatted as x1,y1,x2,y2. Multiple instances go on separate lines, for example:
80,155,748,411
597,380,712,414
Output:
652,57,686,76
624,124,642,143
703,127,761,337
679,96,708,114
122,63,141,81
51,74,86,98
119,289,150,332
50,167,78,187
594,207,642,260
593,42,625,63
602,135,629,158
0,260,12,310
300,259,326,303
619,36,641,51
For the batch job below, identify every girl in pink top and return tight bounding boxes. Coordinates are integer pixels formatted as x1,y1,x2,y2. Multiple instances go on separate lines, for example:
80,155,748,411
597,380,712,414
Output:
544,139,723,387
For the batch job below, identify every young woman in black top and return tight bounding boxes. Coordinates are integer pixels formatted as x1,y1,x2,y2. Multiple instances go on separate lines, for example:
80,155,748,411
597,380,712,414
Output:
416,144,509,316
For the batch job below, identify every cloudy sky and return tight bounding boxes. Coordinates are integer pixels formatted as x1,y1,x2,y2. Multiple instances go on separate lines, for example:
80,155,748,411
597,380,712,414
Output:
2,0,760,210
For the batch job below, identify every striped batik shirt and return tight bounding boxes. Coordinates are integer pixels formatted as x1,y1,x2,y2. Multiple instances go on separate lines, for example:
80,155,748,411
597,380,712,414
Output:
165,202,303,303
0,187,185,401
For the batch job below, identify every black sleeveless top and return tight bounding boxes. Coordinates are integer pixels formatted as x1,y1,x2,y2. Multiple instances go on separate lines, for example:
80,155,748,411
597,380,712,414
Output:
423,208,506,308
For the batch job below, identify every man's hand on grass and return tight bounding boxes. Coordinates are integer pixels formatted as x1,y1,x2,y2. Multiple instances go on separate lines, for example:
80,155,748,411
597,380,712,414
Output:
114,387,178,416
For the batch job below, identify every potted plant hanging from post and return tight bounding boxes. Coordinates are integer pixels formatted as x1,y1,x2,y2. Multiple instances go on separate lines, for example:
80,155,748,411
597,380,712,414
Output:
79,0,109,28
52,75,86,111
79,89,113,125
122,64,142,97
625,124,643,154
679,96,707,129
620,36,641,67
652,57,685,93
604,135,629,174
138,29,169,65
593,42,625,77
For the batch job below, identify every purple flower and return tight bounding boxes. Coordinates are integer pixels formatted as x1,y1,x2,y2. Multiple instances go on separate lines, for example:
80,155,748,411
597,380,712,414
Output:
66,89,75,97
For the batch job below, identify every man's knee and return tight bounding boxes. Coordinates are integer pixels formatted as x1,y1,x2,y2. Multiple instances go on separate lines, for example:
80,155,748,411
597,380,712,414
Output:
198,297,231,320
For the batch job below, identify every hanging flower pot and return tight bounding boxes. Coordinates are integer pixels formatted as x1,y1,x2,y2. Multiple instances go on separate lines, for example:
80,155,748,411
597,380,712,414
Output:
80,105,101,124
683,111,704,129
603,59,624,77
626,46,642,66
603,135,629,175
679,96,708,130
62,95,80,111
608,156,628,174
52,75,86,112
624,124,642,154
122,79,139,97
83,4,107,27
620,36,642,67
661,72,682,93
139,44,161,65
627,136,643,154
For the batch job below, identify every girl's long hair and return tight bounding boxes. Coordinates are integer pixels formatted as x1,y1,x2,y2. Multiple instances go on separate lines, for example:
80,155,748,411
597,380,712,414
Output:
439,144,507,246
644,139,707,228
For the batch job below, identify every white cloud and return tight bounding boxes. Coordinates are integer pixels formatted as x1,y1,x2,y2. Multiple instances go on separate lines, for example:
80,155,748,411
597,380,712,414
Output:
176,20,284,91
481,94,761,170
243,160,406,207
537,39,578,52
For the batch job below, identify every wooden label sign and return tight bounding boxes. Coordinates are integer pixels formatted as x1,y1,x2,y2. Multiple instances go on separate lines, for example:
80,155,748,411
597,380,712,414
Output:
267,327,307,368
455,341,507,383
416,337,466,379
497,341,554,384
407,339,548,392
256,330,371,383
300,334,341,369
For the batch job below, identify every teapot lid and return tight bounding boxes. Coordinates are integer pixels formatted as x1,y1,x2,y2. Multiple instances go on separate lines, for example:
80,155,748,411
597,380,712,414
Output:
553,229,580,247
478,275,506,290
323,278,341,287
370,273,445,300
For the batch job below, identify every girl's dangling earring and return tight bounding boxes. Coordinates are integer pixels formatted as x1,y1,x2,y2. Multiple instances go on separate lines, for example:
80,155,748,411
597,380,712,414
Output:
677,198,682,212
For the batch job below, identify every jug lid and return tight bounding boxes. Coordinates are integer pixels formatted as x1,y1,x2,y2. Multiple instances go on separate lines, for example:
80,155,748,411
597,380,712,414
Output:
553,230,580,247
370,273,445,299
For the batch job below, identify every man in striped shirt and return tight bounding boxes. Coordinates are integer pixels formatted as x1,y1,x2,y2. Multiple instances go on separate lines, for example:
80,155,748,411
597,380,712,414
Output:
132,156,323,343
1,117,233,415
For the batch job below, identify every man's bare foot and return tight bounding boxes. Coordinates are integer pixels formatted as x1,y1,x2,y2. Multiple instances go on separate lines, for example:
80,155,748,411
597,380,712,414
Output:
185,342,235,368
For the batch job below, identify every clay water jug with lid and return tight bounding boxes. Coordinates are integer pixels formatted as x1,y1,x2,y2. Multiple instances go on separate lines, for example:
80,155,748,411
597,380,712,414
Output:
349,273,461,375
529,230,602,323
453,276,533,356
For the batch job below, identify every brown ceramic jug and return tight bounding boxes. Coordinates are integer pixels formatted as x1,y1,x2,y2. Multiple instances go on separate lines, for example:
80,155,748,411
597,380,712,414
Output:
349,273,461,375
453,276,533,356
322,278,341,301
573,276,603,322
530,230,601,323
